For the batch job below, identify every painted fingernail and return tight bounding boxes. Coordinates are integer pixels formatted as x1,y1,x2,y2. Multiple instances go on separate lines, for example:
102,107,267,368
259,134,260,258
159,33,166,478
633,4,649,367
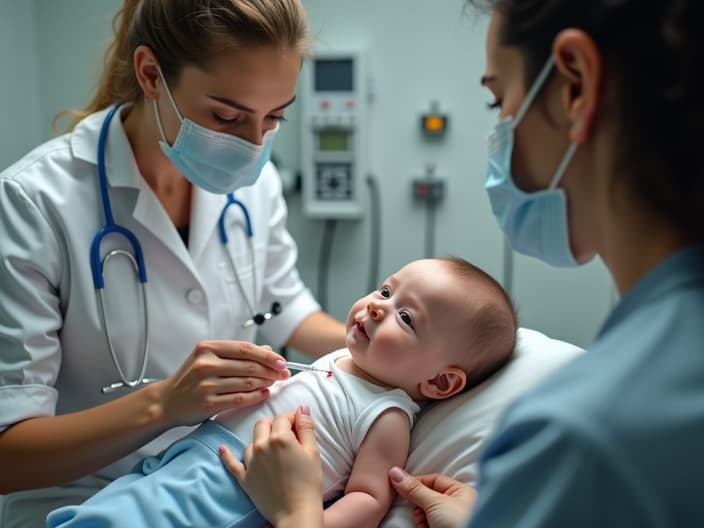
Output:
218,445,225,455
260,388,270,396
300,404,311,416
389,467,408,483
274,359,287,370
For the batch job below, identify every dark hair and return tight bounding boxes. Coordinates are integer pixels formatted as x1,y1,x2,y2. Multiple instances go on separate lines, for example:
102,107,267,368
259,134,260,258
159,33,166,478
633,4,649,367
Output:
467,0,704,246
439,256,517,391
56,0,309,130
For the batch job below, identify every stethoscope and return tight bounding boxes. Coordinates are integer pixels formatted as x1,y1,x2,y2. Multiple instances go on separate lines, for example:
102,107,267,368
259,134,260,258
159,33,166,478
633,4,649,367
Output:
92,104,281,394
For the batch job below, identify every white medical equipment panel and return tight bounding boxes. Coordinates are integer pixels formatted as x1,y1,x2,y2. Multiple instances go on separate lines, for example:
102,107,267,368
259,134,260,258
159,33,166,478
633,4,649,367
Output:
301,50,368,218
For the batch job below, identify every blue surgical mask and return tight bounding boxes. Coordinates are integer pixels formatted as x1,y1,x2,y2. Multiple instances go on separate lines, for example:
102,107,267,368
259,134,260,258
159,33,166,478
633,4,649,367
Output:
154,69,278,194
485,56,580,267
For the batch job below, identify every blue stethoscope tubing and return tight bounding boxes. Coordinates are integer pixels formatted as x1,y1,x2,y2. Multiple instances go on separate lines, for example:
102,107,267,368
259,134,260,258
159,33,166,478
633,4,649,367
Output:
91,104,274,394
91,104,148,289
92,104,152,394
218,194,267,327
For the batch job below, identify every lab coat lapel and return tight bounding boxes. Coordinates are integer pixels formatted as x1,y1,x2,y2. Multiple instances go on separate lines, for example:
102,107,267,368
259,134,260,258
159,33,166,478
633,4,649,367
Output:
132,186,195,273
72,106,199,279
190,188,228,263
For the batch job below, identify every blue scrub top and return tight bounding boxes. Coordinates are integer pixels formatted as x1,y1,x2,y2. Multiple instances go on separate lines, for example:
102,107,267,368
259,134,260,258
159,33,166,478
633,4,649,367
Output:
469,246,704,527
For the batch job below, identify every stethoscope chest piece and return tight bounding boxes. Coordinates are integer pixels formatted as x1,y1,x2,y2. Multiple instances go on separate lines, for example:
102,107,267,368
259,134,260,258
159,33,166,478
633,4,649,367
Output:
244,301,282,327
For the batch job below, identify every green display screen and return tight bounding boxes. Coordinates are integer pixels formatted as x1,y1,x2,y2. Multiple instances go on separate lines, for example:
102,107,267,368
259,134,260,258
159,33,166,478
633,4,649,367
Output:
319,131,349,152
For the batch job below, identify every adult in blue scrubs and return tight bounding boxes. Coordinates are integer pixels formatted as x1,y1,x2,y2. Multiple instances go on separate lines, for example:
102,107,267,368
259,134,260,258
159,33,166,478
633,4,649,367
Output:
219,1,704,526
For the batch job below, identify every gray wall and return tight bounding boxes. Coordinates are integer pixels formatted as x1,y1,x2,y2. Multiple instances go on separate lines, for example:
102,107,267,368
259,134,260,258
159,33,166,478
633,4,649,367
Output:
0,0,615,350
34,0,117,136
0,1,42,168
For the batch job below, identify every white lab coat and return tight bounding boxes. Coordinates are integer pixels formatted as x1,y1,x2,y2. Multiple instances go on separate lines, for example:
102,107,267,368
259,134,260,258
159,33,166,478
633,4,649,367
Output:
0,106,320,526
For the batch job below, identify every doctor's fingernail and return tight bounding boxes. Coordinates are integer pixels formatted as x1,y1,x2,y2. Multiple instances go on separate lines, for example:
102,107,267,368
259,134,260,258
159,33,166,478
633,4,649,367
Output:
274,359,287,370
300,405,311,416
389,467,408,483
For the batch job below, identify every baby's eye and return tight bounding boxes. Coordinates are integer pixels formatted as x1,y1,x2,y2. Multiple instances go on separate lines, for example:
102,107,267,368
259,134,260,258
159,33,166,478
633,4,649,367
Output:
379,286,390,298
399,311,413,328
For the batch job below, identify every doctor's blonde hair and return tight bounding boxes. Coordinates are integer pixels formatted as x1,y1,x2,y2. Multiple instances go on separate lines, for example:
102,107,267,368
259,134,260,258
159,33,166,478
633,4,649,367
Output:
57,0,309,131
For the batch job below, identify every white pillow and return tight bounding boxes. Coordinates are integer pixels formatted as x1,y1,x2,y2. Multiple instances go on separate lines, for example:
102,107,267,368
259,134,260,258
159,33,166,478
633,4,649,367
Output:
380,328,584,527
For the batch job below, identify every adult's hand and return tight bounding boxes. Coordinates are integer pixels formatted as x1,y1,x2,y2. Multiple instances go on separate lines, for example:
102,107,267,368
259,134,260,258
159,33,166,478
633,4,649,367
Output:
154,340,290,426
221,406,324,528
389,468,477,528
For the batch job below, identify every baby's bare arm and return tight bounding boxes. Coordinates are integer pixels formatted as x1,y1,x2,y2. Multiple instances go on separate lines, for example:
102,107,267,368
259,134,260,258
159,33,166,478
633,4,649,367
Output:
322,408,411,528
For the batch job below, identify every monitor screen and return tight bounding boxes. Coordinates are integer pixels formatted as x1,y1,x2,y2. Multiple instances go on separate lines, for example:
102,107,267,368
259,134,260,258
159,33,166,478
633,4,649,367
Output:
314,58,354,92
318,130,349,152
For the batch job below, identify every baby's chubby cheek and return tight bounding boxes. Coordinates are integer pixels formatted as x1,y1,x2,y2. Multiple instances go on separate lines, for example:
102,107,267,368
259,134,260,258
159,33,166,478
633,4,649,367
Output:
371,334,404,362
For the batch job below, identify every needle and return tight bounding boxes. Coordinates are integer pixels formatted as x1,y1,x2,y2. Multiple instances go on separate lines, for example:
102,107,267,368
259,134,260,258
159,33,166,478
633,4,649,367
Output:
286,361,333,377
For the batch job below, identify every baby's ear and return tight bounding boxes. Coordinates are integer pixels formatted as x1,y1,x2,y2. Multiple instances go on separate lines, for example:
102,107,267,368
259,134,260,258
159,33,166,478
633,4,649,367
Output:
419,367,467,400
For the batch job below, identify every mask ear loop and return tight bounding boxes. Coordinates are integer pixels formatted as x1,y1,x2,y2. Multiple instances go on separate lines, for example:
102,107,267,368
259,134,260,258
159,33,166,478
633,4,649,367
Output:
158,67,183,121
153,68,183,146
548,143,578,189
510,55,579,190
513,55,556,127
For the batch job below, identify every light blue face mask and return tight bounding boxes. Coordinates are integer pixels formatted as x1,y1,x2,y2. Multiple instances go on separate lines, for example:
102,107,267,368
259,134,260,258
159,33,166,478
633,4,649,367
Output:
154,69,278,195
485,56,580,267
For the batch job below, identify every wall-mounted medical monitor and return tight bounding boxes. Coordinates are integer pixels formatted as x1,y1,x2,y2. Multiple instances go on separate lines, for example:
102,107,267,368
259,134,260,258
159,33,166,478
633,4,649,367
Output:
318,130,350,152
314,58,354,92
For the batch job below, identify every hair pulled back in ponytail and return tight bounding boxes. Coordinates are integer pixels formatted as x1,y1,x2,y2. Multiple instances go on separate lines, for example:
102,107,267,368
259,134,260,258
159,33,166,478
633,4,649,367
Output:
467,0,704,246
57,0,309,131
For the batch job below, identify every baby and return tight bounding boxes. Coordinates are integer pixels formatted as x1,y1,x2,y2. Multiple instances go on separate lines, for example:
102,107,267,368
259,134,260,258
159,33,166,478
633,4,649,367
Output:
48,257,516,528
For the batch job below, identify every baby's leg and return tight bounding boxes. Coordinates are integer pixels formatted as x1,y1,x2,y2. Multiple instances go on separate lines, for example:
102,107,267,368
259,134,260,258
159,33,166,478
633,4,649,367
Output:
47,421,267,528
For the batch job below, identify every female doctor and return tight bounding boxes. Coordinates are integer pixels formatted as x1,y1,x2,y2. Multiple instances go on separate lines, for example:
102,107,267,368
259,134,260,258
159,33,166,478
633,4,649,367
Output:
0,0,345,525
222,0,704,526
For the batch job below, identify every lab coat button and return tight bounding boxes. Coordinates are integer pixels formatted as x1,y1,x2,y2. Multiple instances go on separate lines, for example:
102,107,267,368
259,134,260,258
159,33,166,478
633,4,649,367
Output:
186,288,203,305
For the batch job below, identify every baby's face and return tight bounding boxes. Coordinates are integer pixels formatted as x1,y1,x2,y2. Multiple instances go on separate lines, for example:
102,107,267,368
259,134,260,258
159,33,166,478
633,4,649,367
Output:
345,259,471,399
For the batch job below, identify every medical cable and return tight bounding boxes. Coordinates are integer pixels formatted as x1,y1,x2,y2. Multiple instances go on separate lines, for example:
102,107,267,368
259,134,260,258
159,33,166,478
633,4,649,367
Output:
422,165,439,258
425,199,437,258
502,237,514,298
317,219,337,311
366,174,381,292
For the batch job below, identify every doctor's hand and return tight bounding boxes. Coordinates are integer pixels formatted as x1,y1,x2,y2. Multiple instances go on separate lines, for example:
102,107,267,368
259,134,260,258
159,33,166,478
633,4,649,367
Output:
221,406,324,527
389,469,477,528
154,340,290,426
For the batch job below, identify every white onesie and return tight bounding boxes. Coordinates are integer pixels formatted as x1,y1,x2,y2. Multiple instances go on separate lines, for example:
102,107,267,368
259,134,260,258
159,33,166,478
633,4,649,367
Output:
216,348,420,499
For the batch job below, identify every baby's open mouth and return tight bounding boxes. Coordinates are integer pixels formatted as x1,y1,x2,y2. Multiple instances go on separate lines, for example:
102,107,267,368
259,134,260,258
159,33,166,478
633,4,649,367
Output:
356,321,368,339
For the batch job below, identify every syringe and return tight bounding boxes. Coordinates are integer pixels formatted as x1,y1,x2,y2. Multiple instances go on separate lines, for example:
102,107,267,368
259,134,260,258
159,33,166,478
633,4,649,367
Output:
286,361,333,378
